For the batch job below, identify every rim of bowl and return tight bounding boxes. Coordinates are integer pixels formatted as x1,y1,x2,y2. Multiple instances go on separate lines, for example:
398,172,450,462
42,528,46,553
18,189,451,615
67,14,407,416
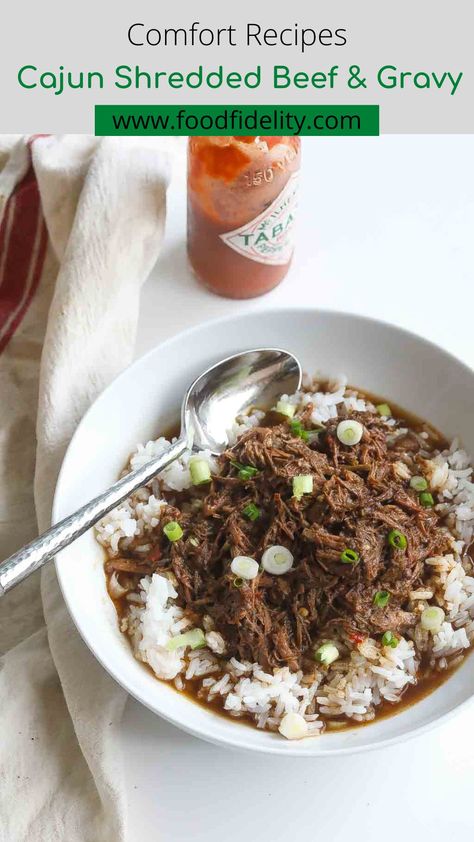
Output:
53,307,474,756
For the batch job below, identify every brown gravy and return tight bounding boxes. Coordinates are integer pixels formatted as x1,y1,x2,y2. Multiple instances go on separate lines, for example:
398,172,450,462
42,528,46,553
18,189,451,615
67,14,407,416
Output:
107,384,469,733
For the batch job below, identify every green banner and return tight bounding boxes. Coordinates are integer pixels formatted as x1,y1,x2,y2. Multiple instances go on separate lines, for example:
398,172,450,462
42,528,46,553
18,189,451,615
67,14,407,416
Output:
95,104,379,136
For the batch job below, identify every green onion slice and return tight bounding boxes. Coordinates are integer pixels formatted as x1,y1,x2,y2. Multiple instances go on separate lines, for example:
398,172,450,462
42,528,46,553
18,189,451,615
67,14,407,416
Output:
163,521,183,542
243,502,260,521
293,474,313,500
290,419,323,443
261,545,294,575
230,556,259,580
166,628,206,651
420,605,445,633
233,576,244,589
387,529,408,551
275,400,296,419
410,475,428,492
314,642,339,665
189,457,211,486
376,403,392,417
290,419,309,442
373,590,390,608
336,419,364,446
419,491,435,508
230,460,259,480
381,631,398,648
340,548,360,564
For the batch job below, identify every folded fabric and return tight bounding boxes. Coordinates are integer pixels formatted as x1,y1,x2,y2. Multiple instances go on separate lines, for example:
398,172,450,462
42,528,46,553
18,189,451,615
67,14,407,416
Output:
0,135,172,841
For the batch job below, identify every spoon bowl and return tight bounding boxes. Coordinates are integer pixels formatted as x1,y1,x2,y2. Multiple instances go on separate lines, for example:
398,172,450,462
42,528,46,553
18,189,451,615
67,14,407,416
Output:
184,348,302,453
0,347,301,595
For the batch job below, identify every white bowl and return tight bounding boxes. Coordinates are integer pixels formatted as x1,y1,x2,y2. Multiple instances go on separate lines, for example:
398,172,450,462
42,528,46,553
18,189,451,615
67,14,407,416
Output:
53,309,474,755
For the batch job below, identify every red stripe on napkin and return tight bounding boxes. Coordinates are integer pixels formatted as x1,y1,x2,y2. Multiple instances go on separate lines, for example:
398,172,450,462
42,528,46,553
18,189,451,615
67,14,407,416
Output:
0,159,47,355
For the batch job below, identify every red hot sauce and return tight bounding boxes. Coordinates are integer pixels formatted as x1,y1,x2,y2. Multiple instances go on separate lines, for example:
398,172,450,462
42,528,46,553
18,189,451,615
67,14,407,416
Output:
187,136,301,299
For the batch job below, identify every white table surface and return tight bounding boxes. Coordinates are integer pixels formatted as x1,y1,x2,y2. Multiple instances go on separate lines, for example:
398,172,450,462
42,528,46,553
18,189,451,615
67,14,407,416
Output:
123,135,474,840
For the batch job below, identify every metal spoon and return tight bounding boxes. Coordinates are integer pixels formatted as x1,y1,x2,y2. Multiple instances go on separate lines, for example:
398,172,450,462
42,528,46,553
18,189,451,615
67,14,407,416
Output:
0,348,301,596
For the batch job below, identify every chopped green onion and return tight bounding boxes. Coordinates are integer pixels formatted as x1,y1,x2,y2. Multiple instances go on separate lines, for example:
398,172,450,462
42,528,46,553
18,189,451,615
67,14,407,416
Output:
373,590,390,608
293,474,313,500
163,521,183,542
340,548,360,564
419,491,435,508
336,419,364,446
188,536,199,547
261,545,294,575
387,529,408,551
233,576,244,589
243,502,260,521
421,606,445,633
376,403,392,417
230,556,259,580
275,400,296,419
189,458,211,486
410,475,428,492
290,420,323,444
166,628,205,651
230,460,259,480
240,467,258,481
290,419,309,442
314,642,339,665
381,631,398,648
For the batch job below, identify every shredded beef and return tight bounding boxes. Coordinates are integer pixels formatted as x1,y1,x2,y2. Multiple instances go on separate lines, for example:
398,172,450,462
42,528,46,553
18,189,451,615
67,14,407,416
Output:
117,405,450,671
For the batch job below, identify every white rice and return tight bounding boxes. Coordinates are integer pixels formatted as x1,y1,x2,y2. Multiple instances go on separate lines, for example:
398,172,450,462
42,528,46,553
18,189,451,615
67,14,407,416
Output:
96,378,474,739
131,438,220,493
128,574,190,680
426,439,474,545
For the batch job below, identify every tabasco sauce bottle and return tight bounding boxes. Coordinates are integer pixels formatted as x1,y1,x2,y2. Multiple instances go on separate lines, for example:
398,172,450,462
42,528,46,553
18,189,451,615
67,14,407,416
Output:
187,136,301,299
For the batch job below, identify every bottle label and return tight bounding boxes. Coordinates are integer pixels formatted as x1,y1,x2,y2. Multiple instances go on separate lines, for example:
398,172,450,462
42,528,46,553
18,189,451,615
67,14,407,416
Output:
219,172,299,266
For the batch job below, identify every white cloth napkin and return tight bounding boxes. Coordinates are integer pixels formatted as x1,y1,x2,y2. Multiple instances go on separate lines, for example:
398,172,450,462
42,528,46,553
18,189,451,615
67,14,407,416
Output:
0,135,171,841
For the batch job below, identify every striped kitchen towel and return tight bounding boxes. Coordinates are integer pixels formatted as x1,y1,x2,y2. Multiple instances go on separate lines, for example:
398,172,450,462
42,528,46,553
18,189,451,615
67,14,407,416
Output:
0,138,48,356
0,135,171,842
